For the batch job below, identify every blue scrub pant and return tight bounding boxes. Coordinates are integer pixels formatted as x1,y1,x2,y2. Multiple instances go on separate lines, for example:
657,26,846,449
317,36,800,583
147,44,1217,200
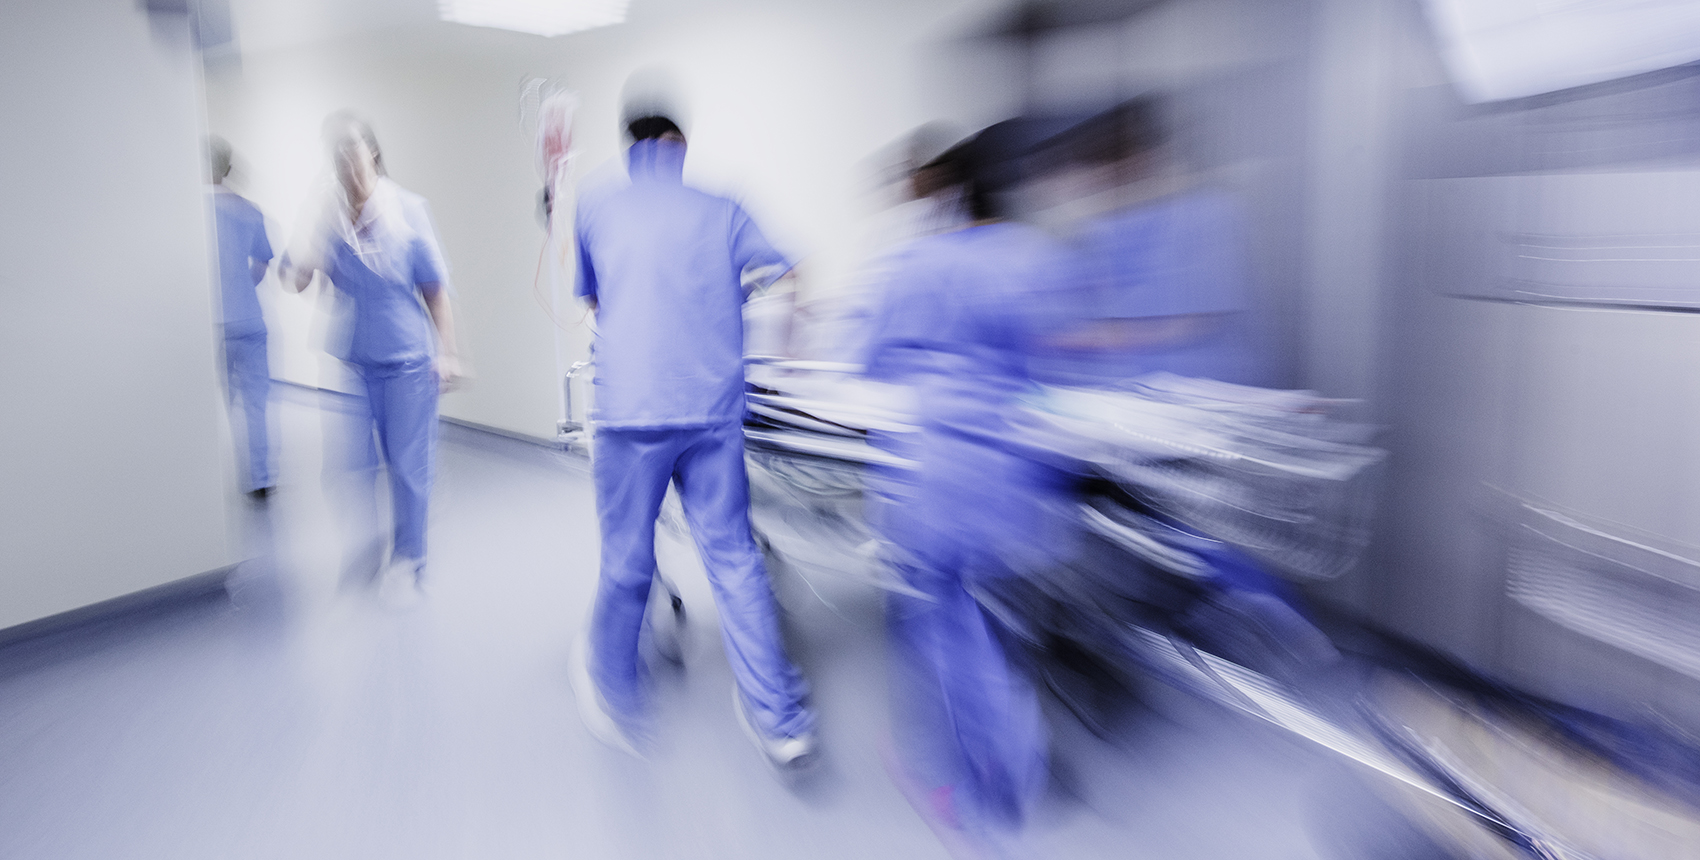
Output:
223,331,272,492
883,439,1056,829
887,556,1047,829
350,359,438,563
590,422,813,738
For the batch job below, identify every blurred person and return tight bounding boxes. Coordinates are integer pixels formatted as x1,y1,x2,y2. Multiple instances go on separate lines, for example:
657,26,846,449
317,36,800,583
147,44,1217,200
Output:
207,136,277,501
860,121,1078,850
789,123,967,363
568,113,817,770
1031,96,1262,387
282,117,461,606
1026,99,1339,685
323,112,456,302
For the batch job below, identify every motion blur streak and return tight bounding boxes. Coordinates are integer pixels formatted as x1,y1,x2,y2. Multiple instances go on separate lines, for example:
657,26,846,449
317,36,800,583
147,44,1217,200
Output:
7,1,1700,859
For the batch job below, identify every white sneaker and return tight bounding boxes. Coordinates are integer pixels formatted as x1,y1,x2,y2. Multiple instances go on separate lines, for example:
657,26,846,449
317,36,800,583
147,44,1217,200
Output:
377,558,424,610
732,684,819,773
569,632,645,759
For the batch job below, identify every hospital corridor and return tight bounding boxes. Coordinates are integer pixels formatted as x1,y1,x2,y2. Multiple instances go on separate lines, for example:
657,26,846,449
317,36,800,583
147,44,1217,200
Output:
0,386,1355,858
9,0,1700,858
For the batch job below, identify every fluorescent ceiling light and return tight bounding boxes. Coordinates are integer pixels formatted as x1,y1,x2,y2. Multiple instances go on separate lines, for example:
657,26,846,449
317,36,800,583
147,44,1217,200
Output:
439,0,628,37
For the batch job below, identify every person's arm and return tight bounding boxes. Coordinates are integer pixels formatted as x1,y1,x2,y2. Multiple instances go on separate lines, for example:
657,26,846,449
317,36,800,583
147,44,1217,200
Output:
251,214,275,288
283,260,314,293
281,193,333,293
729,205,793,300
423,284,462,390
401,191,456,300
407,233,460,389
574,215,598,314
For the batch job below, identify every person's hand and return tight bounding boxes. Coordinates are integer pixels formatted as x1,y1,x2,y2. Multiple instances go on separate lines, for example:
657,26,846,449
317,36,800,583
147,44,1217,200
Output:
436,354,464,393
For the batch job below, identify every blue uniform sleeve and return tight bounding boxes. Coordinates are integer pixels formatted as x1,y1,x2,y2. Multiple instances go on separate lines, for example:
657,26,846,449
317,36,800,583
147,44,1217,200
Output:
1098,193,1246,321
729,204,792,291
411,236,445,298
859,249,953,381
250,212,274,264
574,204,598,302
1173,193,1248,318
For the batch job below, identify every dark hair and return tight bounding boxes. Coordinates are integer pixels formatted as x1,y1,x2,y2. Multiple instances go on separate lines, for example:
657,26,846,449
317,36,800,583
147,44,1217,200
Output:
206,135,233,182
922,118,1052,221
627,115,683,142
1059,96,1167,167
322,111,387,176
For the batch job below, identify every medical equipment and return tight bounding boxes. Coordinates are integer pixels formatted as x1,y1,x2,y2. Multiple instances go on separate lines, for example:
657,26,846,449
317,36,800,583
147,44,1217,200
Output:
733,361,1597,859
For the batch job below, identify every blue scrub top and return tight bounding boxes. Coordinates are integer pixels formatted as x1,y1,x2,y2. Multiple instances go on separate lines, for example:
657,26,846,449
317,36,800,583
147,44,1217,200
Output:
861,222,1066,397
387,178,455,300
575,139,791,429
1046,189,1259,386
212,187,274,337
861,221,1075,568
321,190,444,368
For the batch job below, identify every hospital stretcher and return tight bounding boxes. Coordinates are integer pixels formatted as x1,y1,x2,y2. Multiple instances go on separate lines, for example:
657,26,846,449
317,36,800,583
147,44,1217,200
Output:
730,357,1602,860
560,355,1600,858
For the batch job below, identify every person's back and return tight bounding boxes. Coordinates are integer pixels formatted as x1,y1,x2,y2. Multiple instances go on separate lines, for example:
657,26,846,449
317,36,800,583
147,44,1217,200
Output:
576,139,782,428
1075,187,1258,384
213,189,271,337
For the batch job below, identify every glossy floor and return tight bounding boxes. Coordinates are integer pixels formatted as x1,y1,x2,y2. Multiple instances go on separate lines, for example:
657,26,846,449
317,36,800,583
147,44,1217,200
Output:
0,388,1440,859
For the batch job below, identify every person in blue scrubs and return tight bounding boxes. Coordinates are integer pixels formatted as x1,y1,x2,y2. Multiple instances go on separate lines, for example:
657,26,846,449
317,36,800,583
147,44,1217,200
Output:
325,112,456,303
1029,97,1263,388
571,115,817,769
1030,99,1338,682
208,137,276,500
284,119,461,603
861,122,1078,843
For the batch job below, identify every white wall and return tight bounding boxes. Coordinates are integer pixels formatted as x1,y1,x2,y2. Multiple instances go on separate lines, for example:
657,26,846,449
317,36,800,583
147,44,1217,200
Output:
205,0,986,440
0,2,232,628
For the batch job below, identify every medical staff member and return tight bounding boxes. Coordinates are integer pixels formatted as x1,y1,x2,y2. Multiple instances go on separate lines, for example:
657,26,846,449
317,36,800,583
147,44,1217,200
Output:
325,112,456,302
1033,97,1262,387
861,122,1075,846
208,137,276,500
284,120,461,603
569,114,817,771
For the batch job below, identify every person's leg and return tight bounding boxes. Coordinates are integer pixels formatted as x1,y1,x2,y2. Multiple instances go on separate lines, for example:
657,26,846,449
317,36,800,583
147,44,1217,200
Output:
590,429,678,719
886,561,970,816
224,332,273,492
890,540,1047,830
332,370,385,588
370,361,439,568
672,422,813,739
943,575,1047,827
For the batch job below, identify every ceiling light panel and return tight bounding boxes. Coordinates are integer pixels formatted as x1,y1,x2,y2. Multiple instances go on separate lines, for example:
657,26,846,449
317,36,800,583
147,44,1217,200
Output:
439,0,628,37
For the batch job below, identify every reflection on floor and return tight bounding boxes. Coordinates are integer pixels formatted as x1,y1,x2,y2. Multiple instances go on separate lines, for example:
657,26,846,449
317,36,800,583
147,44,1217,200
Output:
0,389,1430,859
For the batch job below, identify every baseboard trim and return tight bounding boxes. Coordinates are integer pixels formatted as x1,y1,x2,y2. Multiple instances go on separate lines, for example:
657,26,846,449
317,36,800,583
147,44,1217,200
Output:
439,416,561,450
0,566,235,659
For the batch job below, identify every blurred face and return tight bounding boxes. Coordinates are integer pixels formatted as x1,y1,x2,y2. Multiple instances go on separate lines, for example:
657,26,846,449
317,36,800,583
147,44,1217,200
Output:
334,136,378,210
658,130,685,145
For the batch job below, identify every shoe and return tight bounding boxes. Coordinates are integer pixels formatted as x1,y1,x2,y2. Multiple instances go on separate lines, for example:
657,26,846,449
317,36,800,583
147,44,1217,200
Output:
245,486,273,503
732,684,819,773
377,557,424,610
879,738,1008,860
569,632,645,759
